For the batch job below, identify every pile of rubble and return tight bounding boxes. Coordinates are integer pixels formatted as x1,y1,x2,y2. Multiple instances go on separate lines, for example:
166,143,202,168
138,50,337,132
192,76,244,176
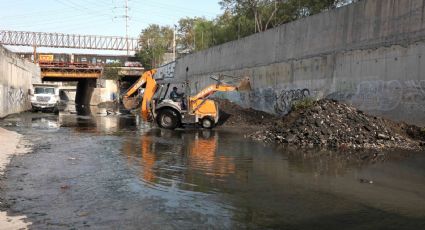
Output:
216,99,276,127
249,99,425,151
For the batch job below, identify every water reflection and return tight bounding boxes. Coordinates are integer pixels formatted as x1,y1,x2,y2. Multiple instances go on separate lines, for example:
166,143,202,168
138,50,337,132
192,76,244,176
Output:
58,103,136,134
188,131,236,178
2,106,425,229
122,129,242,192
119,128,425,227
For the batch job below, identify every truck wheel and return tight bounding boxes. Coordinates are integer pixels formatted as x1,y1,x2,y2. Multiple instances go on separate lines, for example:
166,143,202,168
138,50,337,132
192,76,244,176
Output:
156,109,180,130
201,116,215,129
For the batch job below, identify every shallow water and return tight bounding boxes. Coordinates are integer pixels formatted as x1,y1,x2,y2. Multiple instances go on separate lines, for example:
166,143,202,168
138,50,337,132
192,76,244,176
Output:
1,106,425,229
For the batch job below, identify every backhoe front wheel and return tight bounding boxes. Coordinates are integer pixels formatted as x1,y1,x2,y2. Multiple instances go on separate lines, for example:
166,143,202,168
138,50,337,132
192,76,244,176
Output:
201,116,215,129
156,109,180,130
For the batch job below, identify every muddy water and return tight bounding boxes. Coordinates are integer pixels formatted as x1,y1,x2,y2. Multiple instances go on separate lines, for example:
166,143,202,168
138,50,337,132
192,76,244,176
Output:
1,106,425,229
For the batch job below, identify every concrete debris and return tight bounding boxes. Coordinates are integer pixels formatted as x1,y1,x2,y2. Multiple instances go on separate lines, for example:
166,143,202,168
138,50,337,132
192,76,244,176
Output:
98,101,119,109
216,98,424,151
216,99,275,127
249,99,424,151
60,185,71,190
359,178,374,184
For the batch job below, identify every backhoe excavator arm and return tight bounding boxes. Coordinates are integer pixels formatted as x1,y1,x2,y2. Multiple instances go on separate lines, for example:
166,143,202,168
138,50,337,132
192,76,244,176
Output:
122,69,156,99
189,84,238,102
189,77,251,101
121,69,157,121
140,70,157,121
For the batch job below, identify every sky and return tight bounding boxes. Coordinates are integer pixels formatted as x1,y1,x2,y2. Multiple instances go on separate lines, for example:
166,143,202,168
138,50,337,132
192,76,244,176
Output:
0,0,223,54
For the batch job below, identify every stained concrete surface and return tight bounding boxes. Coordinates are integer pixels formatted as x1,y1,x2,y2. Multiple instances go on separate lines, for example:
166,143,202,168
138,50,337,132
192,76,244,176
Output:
0,45,41,118
172,0,425,126
0,108,424,229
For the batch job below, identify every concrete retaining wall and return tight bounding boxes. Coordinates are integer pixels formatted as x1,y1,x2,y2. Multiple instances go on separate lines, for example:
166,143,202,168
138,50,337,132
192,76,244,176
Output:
0,46,41,118
90,80,118,105
174,0,425,126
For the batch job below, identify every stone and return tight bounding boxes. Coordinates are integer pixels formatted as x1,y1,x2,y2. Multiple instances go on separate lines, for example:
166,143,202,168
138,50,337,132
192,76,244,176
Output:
377,133,390,140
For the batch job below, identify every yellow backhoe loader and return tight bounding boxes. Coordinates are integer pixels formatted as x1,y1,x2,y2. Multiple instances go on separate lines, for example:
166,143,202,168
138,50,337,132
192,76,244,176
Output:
121,69,251,129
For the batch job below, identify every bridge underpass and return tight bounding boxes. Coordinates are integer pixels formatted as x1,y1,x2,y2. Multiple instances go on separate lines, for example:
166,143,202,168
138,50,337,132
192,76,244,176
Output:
1,30,144,107
39,62,144,106
39,62,101,105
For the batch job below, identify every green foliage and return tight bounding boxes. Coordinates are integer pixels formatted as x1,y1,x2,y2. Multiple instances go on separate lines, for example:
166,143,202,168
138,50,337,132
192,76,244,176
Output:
102,63,122,80
193,19,216,51
135,0,355,64
291,97,315,111
136,24,173,68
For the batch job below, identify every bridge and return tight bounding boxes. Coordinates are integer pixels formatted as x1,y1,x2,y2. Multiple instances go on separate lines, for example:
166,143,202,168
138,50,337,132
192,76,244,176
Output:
0,30,144,80
0,30,139,51
1,30,145,106
39,62,103,80
38,61,144,81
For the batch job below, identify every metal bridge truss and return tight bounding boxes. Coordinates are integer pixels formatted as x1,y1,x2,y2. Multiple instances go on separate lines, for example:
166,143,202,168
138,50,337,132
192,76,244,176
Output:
0,30,139,51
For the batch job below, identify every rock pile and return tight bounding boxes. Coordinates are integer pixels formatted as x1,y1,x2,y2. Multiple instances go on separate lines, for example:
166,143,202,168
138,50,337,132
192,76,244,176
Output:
216,99,276,127
250,99,424,151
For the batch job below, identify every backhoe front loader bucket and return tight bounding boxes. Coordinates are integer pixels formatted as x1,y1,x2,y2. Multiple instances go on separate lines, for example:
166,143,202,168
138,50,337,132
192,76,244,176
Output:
237,77,252,91
123,97,141,110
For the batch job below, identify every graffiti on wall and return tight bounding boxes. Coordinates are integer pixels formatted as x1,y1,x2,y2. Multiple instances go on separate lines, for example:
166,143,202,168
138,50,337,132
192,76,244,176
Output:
7,87,27,108
156,62,176,79
274,88,310,115
351,80,403,111
330,80,425,112
239,87,311,115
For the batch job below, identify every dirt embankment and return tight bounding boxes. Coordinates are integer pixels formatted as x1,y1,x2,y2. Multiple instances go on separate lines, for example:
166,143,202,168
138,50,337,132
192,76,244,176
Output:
216,99,425,151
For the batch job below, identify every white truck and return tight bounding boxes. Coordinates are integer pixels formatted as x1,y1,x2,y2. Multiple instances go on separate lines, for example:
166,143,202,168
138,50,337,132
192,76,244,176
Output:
30,84,60,113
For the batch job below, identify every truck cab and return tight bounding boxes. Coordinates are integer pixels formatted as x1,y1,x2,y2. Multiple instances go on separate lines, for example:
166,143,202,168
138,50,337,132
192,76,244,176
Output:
30,84,60,113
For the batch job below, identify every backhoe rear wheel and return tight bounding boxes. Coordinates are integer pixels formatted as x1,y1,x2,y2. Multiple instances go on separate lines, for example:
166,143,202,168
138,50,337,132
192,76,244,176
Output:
201,116,215,129
156,109,180,130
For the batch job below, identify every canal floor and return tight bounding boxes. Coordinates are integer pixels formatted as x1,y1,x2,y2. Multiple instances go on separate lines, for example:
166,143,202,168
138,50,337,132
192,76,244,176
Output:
0,108,425,229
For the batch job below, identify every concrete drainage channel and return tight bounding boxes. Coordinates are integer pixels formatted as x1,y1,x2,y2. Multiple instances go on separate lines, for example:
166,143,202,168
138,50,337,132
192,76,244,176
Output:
0,109,424,229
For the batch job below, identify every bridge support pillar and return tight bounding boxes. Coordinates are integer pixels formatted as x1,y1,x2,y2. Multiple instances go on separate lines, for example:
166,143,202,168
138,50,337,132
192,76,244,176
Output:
75,79,96,105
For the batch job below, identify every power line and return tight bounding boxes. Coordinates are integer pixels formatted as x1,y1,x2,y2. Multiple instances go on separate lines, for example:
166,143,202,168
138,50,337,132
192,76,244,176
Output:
135,0,218,17
2,12,112,29
55,0,114,19
0,7,79,20
125,0,129,55
112,0,131,55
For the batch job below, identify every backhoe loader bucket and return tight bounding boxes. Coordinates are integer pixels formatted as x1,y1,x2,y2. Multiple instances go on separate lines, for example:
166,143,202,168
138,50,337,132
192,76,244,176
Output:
123,97,141,110
237,77,252,91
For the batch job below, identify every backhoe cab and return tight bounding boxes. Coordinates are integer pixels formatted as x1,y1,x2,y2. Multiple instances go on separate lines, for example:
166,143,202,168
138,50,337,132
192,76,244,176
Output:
122,70,251,130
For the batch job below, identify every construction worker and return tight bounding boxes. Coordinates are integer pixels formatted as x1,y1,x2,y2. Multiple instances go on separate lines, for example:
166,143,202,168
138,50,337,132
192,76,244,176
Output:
170,87,186,109
170,87,184,101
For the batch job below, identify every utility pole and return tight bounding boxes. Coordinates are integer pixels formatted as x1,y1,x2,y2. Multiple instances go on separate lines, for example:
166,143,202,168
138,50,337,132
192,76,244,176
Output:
114,0,130,54
32,33,37,64
173,24,177,61
193,28,196,52
33,45,37,64
125,0,129,56
238,17,241,39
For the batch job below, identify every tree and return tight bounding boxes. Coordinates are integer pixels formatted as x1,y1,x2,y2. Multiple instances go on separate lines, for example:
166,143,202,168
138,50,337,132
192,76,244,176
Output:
135,0,356,60
219,0,344,32
136,24,173,69
102,63,122,80
220,0,281,32
193,19,216,51
177,17,196,52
